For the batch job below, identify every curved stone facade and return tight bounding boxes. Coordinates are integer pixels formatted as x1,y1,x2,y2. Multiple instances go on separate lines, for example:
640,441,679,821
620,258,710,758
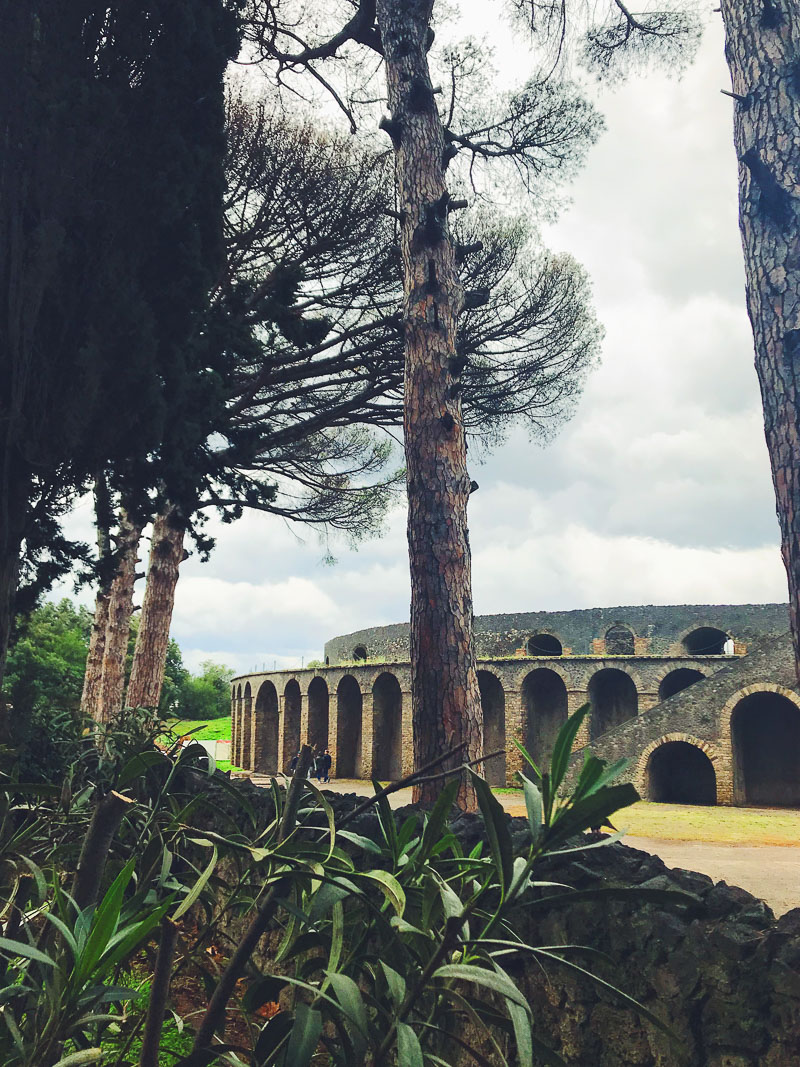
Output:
230,602,796,801
322,603,788,665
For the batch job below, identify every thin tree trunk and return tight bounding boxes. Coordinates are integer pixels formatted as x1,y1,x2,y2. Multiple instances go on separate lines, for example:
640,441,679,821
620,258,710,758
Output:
126,504,186,711
80,475,114,719
0,469,30,741
375,0,482,810
720,0,800,681
95,509,142,724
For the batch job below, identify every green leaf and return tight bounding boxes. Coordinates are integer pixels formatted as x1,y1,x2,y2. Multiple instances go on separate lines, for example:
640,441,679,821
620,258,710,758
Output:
469,772,512,896
432,964,530,1009
522,778,543,842
419,778,459,863
254,1011,293,1063
380,961,406,1009
372,781,399,861
74,858,136,986
336,830,382,854
172,844,218,921
550,705,589,792
326,971,368,1035
281,1001,322,1067
511,739,542,780
548,784,638,847
0,935,56,967
117,749,169,788
397,1022,424,1067
360,869,405,916
51,1050,103,1066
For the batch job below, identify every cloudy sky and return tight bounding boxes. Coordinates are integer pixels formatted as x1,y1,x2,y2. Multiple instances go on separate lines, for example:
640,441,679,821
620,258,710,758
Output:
62,9,790,675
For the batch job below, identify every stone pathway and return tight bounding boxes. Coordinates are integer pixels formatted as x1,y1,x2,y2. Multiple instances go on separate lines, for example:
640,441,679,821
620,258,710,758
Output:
248,776,800,916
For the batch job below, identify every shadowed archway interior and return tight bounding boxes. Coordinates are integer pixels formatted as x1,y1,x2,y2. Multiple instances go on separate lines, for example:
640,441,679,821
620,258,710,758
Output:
647,741,716,805
732,692,800,806
522,668,568,770
254,680,279,773
373,672,402,781
589,668,638,740
659,668,705,701
477,670,506,786
282,679,302,769
307,676,329,753
336,675,362,778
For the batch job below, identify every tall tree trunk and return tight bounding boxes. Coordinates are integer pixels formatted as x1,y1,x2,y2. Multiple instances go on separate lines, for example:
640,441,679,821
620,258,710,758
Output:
80,475,114,719
375,0,482,810
0,469,30,741
95,510,142,724
720,0,800,680
126,504,186,711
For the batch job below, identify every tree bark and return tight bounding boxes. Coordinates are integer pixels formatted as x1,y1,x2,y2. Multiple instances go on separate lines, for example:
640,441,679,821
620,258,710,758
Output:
126,504,186,711
80,476,114,719
720,0,800,680
0,469,30,741
95,509,142,724
375,0,482,810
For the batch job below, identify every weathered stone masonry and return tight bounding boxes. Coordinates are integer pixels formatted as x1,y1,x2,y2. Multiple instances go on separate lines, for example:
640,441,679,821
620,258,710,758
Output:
231,603,798,805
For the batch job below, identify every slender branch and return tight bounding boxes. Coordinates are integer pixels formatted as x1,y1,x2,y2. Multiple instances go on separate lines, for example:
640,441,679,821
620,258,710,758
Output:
190,744,314,1053
139,918,179,1067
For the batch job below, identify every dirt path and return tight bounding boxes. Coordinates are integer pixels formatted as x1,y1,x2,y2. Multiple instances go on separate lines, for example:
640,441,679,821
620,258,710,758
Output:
624,836,799,916
250,776,800,916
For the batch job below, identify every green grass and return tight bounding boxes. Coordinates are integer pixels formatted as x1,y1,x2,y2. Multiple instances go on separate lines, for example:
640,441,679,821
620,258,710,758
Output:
162,716,231,742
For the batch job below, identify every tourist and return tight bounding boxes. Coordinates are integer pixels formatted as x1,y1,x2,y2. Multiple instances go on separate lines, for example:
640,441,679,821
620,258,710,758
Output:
319,748,332,784
289,751,299,775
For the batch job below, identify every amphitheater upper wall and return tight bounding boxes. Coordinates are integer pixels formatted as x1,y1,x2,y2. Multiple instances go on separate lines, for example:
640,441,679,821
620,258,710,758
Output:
322,603,789,664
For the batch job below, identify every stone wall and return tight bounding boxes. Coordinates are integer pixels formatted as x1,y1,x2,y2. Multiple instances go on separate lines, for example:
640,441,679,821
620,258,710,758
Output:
564,635,800,806
323,603,789,664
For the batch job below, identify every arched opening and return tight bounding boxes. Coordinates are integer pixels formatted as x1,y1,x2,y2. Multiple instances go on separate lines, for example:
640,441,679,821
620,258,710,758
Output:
242,682,253,769
522,668,568,770
647,742,716,805
232,685,241,764
282,680,302,770
353,645,367,662
254,681,279,774
605,624,635,656
659,669,705,702
589,668,638,740
325,656,330,666
731,691,800,806
373,672,402,781
526,633,562,656
307,677,329,753
337,675,363,779
682,627,728,656
478,671,506,787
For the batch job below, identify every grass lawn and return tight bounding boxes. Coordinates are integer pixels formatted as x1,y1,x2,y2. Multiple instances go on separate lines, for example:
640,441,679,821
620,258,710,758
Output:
162,716,231,742
618,800,800,847
500,791,800,846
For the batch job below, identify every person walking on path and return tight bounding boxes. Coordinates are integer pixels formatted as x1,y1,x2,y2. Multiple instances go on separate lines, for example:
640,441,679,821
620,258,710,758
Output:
319,748,332,784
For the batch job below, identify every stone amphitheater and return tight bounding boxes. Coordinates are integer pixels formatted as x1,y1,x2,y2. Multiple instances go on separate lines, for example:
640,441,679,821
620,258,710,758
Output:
230,602,800,806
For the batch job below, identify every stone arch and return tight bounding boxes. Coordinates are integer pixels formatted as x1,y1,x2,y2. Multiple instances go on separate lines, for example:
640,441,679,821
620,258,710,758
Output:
522,668,568,770
337,675,363,779
640,736,717,805
658,668,706,702
307,676,329,753
352,645,367,662
588,668,637,740
372,672,402,781
254,680,279,774
604,623,635,656
526,633,562,657
242,682,253,768
478,670,506,787
282,679,302,769
729,688,800,806
682,626,729,656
